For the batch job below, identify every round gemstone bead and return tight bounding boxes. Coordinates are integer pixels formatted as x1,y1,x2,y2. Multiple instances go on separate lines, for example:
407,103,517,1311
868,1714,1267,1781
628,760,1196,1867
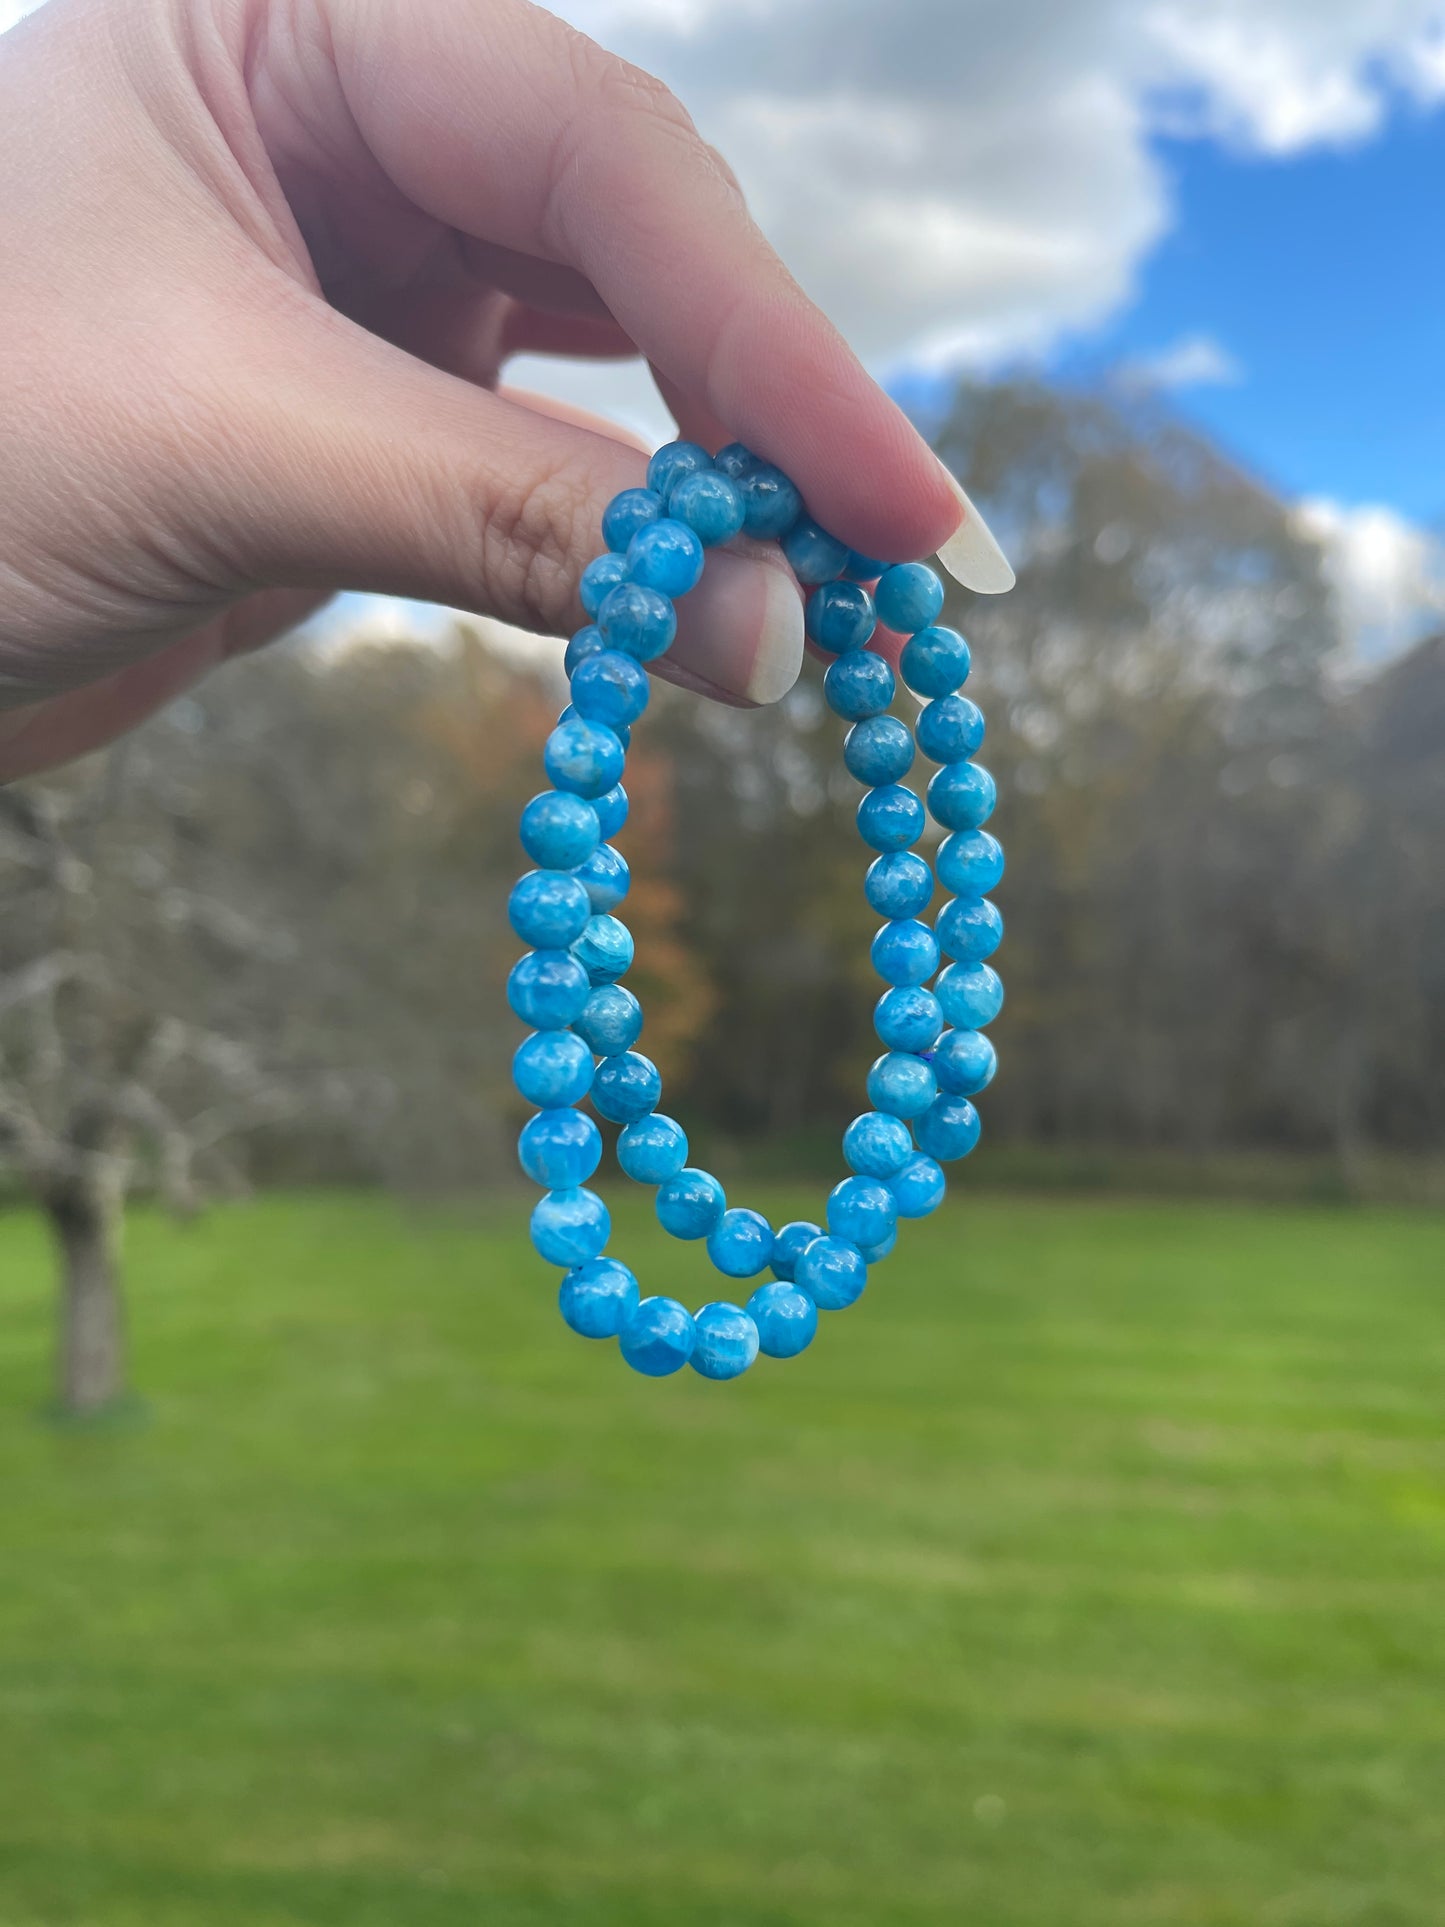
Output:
843,1110,913,1178
627,518,705,598
844,716,915,787
827,1175,898,1250
845,550,889,582
900,626,971,699
861,1226,898,1264
559,1258,639,1339
857,784,925,852
591,784,629,844
769,1220,824,1282
572,844,629,913
874,562,944,633
571,913,633,985
513,1028,594,1110
824,651,895,721
747,1281,818,1358
706,1207,774,1279
617,1113,688,1184
598,582,677,661
519,791,599,871
937,896,1004,964
646,440,712,499
573,982,643,1056
927,761,996,831
564,625,607,677
690,1302,760,1379
507,950,591,1030
806,581,877,654
933,1029,997,1096
579,552,630,618
782,514,849,585
620,1296,697,1376
508,870,592,950
795,1235,868,1311
870,919,941,987
864,851,933,919
668,470,746,547
518,1107,602,1188
874,986,944,1053
713,441,756,480
916,694,983,763
915,1094,982,1162
655,1167,726,1240
530,1185,610,1266
590,1050,661,1122
935,961,1005,1030
738,462,802,539
570,650,650,729
889,1152,947,1219
602,487,663,552
866,1050,938,1119
544,718,625,799
937,829,1004,897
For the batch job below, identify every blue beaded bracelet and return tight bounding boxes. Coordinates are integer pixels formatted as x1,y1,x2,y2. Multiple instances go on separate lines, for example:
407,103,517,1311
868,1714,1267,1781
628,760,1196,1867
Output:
508,440,1008,1380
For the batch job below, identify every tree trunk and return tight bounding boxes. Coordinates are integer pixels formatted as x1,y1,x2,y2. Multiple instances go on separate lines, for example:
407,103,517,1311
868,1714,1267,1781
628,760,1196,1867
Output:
48,1171,126,1416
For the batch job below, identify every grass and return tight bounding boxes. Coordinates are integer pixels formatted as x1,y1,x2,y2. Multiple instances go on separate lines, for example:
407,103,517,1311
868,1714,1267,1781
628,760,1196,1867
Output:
0,1189,1443,1926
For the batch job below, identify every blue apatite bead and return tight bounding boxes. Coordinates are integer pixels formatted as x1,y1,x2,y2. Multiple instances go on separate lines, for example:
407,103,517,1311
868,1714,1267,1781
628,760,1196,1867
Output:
861,1225,898,1264
572,844,629,913
603,487,663,552
916,1095,981,1162
796,1235,868,1311
530,1185,610,1266
591,784,629,844
590,1049,661,1122
937,829,1004,897
617,1113,688,1184
867,1051,937,1119
874,986,943,1053
580,552,630,618
828,1174,900,1250
518,1108,602,1188
571,913,633,985
825,652,895,722
598,582,677,662
782,514,849,585
871,919,941,987
916,694,983,763
507,950,591,1030
747,1281,817,1358
627,519,704,598
857,785,925,853
928,761,996,831
573,982,642,1056
706,1207,774,1280
520,791,599,871
933,1029,997,1096
901,627,971,699
656,1168,725,1240
669,470,745,547
890,1152,946,1219
714,442,756,480
806,581,877,654
564,625,606,677
875,562,944,634
620,1296,696,1376
557,702,578,725
843,1110,913,1178
508,870,592,950
690,1301,761,1379
559,1258,639,1339
845,717,915,787
770,1220,823,1283
513,1029,594,1110
937,896,1004,964
864,851,933,920
936,962,1005,1030
570,650,650,730
646,440,712,500
738,462,802,539
545,719,625,799
845,550,889,582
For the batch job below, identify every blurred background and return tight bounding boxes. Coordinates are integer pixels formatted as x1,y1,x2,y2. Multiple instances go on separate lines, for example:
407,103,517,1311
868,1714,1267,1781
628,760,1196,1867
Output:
1,0,1443,1922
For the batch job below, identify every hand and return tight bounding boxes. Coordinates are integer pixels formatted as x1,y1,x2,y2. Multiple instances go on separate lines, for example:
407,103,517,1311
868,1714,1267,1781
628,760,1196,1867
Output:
0,0,988,780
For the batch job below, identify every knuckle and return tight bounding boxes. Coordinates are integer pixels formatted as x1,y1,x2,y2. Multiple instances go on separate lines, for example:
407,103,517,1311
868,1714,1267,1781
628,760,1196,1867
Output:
463,460,598,632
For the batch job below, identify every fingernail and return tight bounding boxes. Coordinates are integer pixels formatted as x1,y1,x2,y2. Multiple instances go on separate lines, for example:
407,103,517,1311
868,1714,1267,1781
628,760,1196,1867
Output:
671,546,804,706
935,464,1015,595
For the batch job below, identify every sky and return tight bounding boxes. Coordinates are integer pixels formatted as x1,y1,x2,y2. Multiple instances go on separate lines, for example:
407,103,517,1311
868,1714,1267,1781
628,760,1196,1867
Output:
4,0,1444,662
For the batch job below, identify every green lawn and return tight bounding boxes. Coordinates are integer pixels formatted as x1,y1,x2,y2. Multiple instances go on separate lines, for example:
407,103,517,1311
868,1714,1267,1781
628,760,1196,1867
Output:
1,1192,1443,1926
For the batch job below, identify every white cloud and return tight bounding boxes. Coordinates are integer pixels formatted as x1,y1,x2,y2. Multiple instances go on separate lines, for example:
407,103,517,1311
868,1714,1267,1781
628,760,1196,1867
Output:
1117,332,1244,390
1295,498,1445,667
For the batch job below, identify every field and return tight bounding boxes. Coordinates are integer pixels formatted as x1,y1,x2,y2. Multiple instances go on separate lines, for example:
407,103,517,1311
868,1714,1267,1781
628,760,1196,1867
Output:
0,1191,1443,1925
